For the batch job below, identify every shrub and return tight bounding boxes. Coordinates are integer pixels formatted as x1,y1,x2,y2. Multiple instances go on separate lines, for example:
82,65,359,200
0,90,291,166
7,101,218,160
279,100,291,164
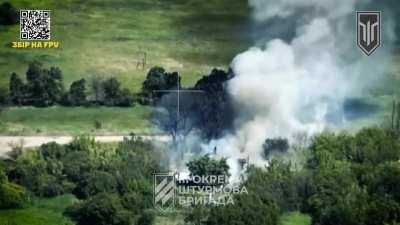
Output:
40,142,66,159
66,79,87,106
65,193,132,225
73,171,118,199
94,120,102,130
137,210,155,225
206,193,280,225
0,181,27,209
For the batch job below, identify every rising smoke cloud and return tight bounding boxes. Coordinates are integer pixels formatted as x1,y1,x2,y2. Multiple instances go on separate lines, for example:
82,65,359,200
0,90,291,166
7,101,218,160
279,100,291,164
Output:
205,0,396,177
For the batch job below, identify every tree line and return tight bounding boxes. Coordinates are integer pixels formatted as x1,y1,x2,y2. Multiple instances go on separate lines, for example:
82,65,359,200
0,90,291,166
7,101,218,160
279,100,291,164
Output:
2,61,233,112
7,61,135,107
1,127,400,225
149,67,235,144
185,127,400,225
1,135,165,225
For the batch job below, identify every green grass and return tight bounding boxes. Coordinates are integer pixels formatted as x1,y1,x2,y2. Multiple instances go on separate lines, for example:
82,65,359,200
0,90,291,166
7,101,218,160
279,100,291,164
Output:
280,212,311,225
154,213,185,225
0,105,154,135
0,194,78,225
0,0,250,135
0,0,250,90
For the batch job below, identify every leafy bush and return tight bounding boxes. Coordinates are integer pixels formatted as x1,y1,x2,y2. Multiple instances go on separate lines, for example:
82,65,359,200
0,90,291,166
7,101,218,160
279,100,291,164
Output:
141,66,180,103
0,181,27,209
65,193,131,225
137,210,155,225
73,171,118,199
62,79,87,106
186,155,230,179
40,142,66,159
206,193,280,225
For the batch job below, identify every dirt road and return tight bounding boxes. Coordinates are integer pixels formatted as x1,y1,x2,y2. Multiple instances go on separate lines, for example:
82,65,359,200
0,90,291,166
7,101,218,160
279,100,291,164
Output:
0,135,170,156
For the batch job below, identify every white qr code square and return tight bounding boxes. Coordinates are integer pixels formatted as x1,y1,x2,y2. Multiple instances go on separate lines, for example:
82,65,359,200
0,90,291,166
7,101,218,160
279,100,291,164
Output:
20,10,51,40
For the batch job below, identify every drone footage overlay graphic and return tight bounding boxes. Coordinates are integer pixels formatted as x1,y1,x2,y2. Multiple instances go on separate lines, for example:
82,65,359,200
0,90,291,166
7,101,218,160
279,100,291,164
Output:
0,1,399,225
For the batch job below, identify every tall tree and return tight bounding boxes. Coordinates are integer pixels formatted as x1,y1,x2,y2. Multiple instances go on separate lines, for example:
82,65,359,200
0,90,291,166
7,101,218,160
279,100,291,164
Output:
68,79,87,106
26,61,42,82
142,66,180,103
103,78,121,106
25,62,64,106
90,76,105,104
9,73,24,105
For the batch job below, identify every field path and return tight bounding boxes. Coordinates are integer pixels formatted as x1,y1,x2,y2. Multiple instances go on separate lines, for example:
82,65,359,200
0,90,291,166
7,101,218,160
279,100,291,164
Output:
0,135,170,156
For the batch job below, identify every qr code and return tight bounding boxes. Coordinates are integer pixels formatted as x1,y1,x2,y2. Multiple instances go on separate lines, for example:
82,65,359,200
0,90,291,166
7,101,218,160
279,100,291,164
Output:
20,10,51,40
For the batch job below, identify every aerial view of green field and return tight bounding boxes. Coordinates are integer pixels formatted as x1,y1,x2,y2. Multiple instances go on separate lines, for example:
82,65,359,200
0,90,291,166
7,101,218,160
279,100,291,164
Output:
0,0,249,135
1,0,400,225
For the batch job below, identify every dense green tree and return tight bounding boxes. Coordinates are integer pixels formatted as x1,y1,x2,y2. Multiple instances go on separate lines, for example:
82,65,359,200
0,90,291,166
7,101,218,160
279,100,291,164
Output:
9,73,24,105
102,78,134,106
62,151,94,183
117,88,135,107
0,181,27,209
73,171,118,199
65,193,131,225
206,193,280,225
152,68,234,142
307,161,368,225
0,165,27,209
25,62,65,106
244,161,301,212
136,210,155,225
187,155,230,179
192,69,234,140
26,61,43,82
352,128,400,164
185,205,209,225
35,174,66,197
40,142,66,159
303,128,400,225
121,192,152,215
141,66,180,103
89,76,105,104
0,2,18,25
103,78,121,105
67,79,87,106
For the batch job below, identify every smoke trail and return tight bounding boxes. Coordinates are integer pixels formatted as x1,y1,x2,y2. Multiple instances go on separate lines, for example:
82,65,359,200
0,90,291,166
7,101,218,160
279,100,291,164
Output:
205,0,396,178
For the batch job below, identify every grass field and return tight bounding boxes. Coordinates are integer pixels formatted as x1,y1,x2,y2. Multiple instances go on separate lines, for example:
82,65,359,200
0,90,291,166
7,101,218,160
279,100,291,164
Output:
0,0,398,135
0,105,153,135
0,0,250,135
280,212,311,225
0,0,250,90
153,211,312,225
0,194,77,225
0,200,311,225
154,213,185,225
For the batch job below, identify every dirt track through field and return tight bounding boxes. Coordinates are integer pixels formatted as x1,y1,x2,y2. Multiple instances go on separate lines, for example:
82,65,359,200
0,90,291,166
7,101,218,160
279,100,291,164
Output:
0,135,170,156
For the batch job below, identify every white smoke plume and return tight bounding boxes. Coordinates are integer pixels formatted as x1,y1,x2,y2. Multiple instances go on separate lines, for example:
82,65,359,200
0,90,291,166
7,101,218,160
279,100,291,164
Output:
205,0,396,178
